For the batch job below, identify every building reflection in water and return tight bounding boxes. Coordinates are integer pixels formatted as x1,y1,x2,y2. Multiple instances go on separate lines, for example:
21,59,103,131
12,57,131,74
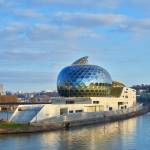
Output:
39,118,137,150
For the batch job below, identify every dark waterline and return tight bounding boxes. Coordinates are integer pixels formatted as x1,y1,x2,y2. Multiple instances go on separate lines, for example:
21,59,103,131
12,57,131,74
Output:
0,113,150,150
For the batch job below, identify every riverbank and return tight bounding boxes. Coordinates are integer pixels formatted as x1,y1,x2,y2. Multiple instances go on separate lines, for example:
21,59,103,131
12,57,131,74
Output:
1,111,150,150
0,121,63,134
0,105,149,134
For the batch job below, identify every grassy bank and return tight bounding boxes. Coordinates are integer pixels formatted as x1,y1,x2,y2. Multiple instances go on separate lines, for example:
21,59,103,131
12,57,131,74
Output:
0,121,62,134
0,122,32,129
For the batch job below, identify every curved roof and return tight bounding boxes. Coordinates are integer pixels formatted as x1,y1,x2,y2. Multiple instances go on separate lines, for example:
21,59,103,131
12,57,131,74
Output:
72,56,88,65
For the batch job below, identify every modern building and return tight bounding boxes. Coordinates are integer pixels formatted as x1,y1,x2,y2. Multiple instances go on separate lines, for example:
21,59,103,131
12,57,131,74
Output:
10,57,137,123
57,56,112,97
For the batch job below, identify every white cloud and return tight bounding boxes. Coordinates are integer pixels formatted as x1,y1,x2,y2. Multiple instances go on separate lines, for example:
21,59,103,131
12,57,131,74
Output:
36,0,120,8
0,70,55,84
0,0,147,12
54,12,128,27
13,9,44,18
0,21,102,44
54,12,150,34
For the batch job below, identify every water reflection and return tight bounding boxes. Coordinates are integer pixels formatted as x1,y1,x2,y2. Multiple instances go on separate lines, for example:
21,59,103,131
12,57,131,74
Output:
42,118,136,150
0,113,150,150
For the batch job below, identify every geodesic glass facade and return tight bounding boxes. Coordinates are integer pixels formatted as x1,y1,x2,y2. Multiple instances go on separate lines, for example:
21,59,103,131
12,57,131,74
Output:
57,58,112,97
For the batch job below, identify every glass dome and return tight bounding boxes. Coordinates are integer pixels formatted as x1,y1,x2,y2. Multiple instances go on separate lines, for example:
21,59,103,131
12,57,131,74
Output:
57,57,112,97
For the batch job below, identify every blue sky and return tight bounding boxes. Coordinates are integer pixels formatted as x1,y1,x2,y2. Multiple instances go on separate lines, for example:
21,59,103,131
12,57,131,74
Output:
0,0,150,92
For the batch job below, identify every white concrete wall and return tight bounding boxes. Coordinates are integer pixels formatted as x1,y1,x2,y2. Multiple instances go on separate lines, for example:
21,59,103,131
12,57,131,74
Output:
31,104,86,122
90,87,136,111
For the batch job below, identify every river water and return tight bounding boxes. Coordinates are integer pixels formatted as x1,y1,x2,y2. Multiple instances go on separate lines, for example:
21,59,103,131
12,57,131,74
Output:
0,112,150,150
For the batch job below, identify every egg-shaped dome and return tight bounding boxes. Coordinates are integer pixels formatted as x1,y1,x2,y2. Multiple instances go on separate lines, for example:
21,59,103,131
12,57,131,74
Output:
57,57,112,97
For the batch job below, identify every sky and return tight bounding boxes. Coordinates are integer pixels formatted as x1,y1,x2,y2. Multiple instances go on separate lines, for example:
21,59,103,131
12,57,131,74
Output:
0,0,150,92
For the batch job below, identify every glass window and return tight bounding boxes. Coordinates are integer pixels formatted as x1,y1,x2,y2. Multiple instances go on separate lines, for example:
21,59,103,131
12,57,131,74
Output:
75,110,83,113
93,101,99,104
69,110,74,113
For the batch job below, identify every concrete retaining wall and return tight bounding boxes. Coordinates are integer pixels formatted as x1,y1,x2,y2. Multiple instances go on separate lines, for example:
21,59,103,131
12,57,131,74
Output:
67,108,148,128
32,104,149,128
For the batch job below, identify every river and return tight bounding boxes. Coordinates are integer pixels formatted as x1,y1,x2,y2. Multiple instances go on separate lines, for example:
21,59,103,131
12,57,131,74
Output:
0,112,150,150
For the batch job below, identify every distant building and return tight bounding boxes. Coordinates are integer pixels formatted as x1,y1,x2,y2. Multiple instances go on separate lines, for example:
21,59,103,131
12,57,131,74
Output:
0,95,18,103
0,84,19,110
0,84,4,95
0,84,18,103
